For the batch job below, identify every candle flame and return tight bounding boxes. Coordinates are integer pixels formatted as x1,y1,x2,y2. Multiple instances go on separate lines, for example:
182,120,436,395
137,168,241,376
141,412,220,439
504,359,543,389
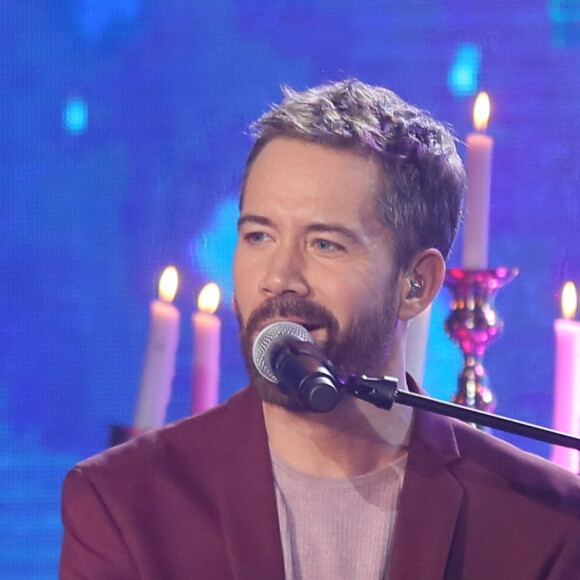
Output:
473,92,491,131
158,266,179,303
562,281,578,319
197,282,221,314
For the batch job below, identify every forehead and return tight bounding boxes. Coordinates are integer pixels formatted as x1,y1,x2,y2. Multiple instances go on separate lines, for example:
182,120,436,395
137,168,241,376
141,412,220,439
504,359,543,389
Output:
241,137,383,221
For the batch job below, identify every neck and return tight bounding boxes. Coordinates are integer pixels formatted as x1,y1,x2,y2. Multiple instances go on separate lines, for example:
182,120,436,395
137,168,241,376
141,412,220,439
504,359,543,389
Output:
262,368,413,479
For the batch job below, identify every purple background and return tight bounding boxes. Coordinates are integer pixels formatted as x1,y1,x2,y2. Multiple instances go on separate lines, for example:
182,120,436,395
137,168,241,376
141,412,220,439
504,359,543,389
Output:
2,0,580,576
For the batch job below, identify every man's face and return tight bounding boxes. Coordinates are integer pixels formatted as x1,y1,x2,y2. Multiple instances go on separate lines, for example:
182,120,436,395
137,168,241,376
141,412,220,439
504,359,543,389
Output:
233,137,403,409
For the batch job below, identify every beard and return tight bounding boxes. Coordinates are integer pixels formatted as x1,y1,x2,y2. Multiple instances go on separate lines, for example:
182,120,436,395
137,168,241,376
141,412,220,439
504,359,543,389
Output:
236,288,399,412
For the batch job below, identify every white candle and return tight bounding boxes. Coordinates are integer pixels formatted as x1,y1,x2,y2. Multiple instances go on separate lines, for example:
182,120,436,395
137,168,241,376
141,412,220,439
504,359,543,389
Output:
463,92,493,270
192,282,221,415
405,304,432,385
551,281,580,473
134,266,180,431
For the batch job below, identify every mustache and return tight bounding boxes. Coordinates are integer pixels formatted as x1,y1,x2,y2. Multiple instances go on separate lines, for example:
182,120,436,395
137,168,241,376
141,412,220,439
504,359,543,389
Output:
242,295,339,339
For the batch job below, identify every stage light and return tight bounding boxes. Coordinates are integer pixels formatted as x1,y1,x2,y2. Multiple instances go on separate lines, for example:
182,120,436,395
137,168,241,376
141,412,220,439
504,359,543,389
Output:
63,97,88,134
79,0,141,40
190,197,238,303
549,0,580,48
448,43,481,97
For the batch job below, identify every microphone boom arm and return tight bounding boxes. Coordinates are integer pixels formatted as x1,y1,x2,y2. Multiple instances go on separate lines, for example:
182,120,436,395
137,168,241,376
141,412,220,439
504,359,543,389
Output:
345,375,580,451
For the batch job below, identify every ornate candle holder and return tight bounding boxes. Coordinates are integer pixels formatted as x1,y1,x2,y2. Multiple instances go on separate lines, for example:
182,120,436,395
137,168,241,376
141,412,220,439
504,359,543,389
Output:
444,267,518,414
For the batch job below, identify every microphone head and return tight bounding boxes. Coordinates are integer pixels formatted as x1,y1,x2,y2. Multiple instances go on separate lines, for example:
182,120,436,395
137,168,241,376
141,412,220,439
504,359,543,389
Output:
252,321,314,382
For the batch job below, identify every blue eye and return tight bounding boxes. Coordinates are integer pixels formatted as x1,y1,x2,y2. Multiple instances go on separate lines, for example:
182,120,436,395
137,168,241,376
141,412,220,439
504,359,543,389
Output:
315,239,344,252
244,232,269,244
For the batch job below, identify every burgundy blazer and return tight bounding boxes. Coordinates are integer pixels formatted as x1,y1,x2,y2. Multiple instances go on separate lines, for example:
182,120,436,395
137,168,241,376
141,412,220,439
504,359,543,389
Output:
60,386,580,579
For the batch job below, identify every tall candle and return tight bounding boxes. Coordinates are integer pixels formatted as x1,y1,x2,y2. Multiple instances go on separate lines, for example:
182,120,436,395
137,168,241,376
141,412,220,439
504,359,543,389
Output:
192,282,221,415
134,266,180,431
463,92,493,270
551,281,580,473
405,304,432,385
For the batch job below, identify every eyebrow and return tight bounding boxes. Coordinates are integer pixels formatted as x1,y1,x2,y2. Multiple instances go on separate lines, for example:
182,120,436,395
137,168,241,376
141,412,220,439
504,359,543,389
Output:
237,214,273,231
305,223,362,245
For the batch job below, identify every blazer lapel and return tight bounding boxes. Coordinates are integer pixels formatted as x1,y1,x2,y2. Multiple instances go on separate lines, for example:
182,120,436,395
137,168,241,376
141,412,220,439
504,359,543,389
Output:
209,383,464,580
214,388,285,580
389,408,464,580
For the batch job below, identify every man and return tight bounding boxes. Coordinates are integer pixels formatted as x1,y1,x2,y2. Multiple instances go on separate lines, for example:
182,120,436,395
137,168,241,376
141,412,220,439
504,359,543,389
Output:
60,80,580,579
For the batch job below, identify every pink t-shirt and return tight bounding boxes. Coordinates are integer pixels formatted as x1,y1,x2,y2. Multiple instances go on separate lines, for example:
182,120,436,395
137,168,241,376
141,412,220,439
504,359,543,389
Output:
271,448,407,580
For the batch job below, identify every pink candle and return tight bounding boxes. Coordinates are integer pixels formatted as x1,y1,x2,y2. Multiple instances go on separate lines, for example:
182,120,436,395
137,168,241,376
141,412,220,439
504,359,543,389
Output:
192,282,221,415
463,92,493,270
134,266,180,431
551,282,580,473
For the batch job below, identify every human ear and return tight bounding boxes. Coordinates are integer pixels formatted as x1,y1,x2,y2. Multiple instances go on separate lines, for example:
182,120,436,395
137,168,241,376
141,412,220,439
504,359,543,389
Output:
397,248,446,321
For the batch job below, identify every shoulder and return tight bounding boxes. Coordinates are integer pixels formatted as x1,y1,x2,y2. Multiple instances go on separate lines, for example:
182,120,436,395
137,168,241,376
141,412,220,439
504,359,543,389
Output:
68,386,262,489
428,411,580,514
456,417,579,486
403,411,580,579
61,387,266,577
405,372,580,511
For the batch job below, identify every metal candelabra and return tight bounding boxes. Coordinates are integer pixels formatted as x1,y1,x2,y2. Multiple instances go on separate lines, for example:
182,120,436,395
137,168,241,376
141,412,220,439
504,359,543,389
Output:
444,267,518,415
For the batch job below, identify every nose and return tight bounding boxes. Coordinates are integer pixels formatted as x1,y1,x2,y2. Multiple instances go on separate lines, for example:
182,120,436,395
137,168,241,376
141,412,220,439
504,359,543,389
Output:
259,243,311,298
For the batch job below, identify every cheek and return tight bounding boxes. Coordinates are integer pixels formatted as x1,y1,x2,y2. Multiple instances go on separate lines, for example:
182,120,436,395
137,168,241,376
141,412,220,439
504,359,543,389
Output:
317,267,393,324
232,247,242,287
233,243,252,284
233,248,258,319
232,249,246,301
314,275,360,324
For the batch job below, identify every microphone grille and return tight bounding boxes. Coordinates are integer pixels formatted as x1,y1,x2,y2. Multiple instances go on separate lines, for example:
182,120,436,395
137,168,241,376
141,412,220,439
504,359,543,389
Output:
252,321,314,382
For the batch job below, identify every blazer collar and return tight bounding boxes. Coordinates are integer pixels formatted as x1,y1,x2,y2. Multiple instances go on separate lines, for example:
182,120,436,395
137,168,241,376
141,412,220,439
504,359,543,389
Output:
389,376,463,580
214,387,285,580
213,380,464,580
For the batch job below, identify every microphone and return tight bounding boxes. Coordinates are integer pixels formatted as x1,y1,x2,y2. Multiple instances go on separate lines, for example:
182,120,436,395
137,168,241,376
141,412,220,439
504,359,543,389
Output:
252,321,340,412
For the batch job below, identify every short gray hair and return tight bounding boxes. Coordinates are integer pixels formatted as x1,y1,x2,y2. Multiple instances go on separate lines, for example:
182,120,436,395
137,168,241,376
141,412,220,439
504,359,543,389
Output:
243,79,466,269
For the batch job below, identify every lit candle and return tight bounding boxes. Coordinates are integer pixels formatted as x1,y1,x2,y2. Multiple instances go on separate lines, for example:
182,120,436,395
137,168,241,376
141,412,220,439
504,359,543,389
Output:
405,304,432,385
462,92,493,270
134,266,180,431
192,282,221,415
551,281,580,473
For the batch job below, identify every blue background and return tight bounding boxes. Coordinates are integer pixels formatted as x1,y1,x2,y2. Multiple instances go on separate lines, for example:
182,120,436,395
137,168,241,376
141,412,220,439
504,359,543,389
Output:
3,1,580,576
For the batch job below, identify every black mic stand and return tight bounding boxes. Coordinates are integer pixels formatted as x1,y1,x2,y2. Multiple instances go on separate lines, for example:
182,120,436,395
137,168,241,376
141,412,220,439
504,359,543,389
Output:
345,375,580,451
